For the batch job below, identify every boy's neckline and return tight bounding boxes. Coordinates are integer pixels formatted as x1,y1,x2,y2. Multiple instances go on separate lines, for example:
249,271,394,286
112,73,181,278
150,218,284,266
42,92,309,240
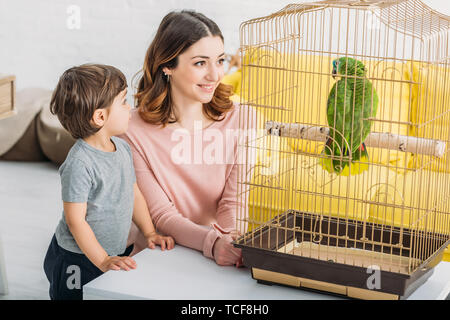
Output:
80,137,118,154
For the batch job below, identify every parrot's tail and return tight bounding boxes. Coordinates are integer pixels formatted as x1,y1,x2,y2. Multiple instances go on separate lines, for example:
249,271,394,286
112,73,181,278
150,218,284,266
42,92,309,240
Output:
319,138,348,174
347,142,369,175
319,140,369,176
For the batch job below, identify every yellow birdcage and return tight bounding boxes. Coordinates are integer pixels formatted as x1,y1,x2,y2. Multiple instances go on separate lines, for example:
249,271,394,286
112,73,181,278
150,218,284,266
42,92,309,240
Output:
233,0,450,300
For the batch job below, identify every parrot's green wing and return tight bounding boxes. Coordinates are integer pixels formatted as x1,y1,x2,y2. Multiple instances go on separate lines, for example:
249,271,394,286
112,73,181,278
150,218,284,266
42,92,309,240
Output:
350,79,378,162
320,79,354,174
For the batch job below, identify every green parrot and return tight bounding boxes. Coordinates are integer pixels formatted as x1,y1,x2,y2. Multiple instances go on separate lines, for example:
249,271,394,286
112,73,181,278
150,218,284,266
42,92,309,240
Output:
320,57,378,175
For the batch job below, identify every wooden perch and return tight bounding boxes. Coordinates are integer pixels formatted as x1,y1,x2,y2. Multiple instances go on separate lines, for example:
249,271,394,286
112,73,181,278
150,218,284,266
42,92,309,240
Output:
265,121,446,158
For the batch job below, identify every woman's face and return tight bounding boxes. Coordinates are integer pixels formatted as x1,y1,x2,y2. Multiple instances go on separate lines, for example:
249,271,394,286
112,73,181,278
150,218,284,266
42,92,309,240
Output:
165,35,225,106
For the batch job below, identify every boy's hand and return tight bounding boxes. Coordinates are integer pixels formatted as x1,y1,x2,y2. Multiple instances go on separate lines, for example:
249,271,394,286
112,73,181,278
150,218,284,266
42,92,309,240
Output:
99,256,137,273
145,232,175,251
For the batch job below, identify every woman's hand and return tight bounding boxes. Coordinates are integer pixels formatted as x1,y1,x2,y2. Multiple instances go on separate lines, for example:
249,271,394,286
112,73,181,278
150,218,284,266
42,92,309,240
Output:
212,233,243,267
145,232,175,251
99,256,137,273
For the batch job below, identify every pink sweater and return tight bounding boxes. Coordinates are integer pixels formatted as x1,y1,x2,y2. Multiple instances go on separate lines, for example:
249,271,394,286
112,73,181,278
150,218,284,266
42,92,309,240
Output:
121,103,255,259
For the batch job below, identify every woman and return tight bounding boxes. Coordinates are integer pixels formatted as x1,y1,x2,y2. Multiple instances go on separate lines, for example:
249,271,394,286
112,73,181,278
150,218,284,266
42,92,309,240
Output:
122,10,255,266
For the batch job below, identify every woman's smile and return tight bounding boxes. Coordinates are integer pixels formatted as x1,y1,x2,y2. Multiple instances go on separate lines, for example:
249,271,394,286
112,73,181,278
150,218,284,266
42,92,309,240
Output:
197,83,216,93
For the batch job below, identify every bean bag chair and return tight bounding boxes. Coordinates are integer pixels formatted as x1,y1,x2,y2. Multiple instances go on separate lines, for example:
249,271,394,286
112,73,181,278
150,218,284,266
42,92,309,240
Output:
0,88,76,165
37,102,76,166
0,88,51,161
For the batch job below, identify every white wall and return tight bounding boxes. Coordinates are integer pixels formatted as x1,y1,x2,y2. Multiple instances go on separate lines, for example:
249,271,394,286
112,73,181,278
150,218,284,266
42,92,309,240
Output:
0,0,449,98
0,0,296,96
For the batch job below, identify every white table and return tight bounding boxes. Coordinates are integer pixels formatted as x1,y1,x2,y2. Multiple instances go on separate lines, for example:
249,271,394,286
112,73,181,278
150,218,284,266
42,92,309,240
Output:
84,245,450,300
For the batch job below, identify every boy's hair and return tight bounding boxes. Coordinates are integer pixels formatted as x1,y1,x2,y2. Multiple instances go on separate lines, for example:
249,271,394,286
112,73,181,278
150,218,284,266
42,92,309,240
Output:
50,64,127,139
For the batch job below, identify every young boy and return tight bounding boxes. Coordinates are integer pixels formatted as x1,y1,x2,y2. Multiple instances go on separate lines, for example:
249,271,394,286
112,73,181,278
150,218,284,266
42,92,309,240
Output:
43,64,175,300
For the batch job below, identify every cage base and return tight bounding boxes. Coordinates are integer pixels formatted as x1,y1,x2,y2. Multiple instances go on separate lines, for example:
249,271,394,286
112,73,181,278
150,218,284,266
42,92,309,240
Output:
252,267,401,300
277,239,417,274
235,210,445,299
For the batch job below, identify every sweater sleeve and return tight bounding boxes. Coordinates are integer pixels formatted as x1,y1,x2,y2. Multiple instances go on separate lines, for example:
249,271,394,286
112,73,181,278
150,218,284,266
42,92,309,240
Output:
122,134,221,259
215,162,242,231
215,105,259,233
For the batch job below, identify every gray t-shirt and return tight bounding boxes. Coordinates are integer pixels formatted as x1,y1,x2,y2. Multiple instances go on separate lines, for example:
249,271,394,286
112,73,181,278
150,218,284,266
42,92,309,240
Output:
55,136,136,256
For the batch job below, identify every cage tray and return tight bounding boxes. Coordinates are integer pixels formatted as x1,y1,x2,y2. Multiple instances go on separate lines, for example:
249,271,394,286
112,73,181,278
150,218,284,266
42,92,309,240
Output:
233,210,449,300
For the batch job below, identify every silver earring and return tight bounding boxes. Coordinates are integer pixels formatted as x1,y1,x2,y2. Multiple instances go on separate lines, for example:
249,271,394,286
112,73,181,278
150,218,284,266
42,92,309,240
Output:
164,73,170,82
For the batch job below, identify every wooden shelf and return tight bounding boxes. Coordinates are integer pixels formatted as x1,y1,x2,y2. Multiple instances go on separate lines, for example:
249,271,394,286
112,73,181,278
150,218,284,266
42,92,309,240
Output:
0,75,16,120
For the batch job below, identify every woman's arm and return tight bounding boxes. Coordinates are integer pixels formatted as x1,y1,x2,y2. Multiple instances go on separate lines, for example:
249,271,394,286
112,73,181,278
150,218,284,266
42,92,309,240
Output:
215,119,258,233
212,162,247,267
131,183,156,238
216,105,259,234
212,107,260,265
131,183,174,250
215,162,244,230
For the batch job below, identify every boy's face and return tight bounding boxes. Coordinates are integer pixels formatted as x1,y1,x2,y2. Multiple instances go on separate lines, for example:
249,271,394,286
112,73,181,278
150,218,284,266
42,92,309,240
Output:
104,88,131,136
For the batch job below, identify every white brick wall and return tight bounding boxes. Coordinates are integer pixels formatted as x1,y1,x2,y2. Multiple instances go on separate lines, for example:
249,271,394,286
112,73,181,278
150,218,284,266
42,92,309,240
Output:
0,0,448,100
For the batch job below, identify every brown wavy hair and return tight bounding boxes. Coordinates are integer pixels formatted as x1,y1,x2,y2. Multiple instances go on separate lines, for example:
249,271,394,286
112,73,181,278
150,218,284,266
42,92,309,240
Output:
135,10,233,126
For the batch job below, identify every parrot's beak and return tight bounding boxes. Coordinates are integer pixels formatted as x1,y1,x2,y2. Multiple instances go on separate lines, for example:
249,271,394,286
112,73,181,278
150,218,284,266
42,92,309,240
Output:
332,68,337,79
